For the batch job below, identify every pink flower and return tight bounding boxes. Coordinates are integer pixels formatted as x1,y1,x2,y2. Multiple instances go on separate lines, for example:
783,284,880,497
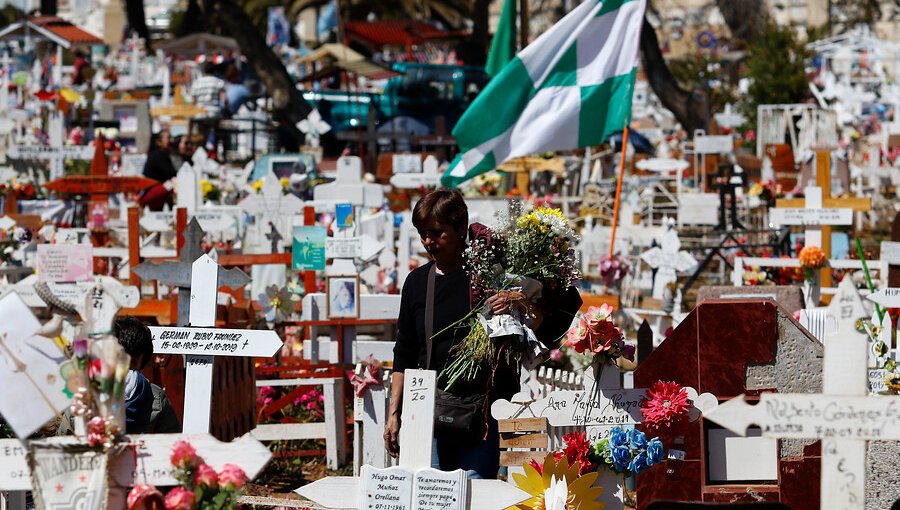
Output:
170,441,200,470
164,487,196,510
193,464,218,489
549,349,563,362
127,484,162,509
565,317,590,353
217,463,247,490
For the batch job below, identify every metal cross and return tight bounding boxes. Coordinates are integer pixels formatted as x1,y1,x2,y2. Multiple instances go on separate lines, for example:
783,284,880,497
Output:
133,217,250,325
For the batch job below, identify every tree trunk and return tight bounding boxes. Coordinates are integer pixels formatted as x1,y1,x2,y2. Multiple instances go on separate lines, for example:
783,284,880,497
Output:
639,17,709,135
201,0,311,147
714,0,766,44
40,0,56,16
125,0,152,47
459,0,490,65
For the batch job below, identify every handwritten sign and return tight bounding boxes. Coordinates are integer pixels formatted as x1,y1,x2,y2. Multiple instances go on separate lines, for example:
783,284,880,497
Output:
867,288,900,308
149,326,283,357
326,237,363,259
868,369,887,394
37,244,93,283
492,388,646,430
769,208,853,226
705,393,900,440
413,468,466,510
360,465,414,510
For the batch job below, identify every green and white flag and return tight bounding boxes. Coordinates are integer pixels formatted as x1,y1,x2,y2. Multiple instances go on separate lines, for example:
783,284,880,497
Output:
442,0,646,187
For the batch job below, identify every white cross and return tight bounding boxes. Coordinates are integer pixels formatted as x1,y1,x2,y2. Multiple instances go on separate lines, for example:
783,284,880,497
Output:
640,219,697,300
769,186,852,249
239,173,305,253
297,369,531,510
147,254,283,433
297,109,331,148
705,275,893,509
390,155,441,189
313,156,384,210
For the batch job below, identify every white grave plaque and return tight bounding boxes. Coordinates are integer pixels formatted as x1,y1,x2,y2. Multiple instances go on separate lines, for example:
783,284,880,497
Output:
360,465,414,510
769,208,853,226
326,237,363,259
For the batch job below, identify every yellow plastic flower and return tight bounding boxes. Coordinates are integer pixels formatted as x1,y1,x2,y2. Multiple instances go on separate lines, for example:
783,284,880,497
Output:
200,179,213,196
280,177,289,189
748,182,763,196
252,179,264,192
513,454,605,510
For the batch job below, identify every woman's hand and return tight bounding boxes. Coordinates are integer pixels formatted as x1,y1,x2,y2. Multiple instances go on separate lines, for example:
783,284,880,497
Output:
384,413,401,458
485,290,544,329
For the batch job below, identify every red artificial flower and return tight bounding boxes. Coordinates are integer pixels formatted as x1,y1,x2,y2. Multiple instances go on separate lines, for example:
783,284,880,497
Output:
559,431,597,475
641,381,692,436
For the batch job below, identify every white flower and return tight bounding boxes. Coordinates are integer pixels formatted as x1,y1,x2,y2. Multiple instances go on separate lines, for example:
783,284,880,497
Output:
542,475,569,510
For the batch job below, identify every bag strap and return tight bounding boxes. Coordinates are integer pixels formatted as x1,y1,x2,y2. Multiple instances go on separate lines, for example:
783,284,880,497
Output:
425,263,437,370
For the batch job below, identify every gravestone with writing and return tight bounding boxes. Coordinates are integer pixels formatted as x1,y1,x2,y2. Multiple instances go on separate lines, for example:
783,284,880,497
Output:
297,369,529,510
633,299,825,509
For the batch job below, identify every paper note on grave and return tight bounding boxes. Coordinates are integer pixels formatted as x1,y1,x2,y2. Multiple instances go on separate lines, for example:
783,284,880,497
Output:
326,237,362,259
0,293,71,438
29,443,107,510
293,226,327,271
37,244,93,283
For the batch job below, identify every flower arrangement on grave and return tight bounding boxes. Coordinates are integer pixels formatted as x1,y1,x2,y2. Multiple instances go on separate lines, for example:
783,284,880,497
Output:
256,385,326,420
747,179,782,208
440,205,581,389
463,171,501,197
0,226,32,265
591,428,665,477
564,304,632,367
742,266,775,286
68,336,132,444
798,245,826,281
640,381,692,438
514,453,605,510
199,179,221,202
598,254,630,290
126,440,248,510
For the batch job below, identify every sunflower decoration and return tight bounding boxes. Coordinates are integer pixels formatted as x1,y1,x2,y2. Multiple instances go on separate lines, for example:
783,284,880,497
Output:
513,453,605,510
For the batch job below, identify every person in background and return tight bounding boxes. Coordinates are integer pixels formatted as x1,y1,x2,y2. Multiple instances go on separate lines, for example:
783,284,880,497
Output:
139,130,177,211
190,61,226,115
113,316,180,434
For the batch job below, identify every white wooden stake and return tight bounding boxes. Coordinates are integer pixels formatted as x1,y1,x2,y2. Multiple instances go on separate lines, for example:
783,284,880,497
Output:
399,369,435,470
182,255,218,433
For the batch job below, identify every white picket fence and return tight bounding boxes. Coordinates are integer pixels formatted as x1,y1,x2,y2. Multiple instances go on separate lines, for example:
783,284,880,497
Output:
248,377,346,469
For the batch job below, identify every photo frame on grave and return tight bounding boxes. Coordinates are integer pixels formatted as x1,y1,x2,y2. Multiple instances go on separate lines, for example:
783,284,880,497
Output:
326,274,360,319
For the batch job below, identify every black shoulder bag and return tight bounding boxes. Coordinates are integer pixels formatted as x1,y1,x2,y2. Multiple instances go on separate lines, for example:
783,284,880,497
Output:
425,264,487,439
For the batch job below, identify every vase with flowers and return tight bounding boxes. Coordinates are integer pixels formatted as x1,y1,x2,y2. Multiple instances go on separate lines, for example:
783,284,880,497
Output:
798,245,826,306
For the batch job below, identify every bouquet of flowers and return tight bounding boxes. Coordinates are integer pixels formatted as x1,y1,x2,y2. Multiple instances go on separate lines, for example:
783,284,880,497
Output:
592,428,665,477
127,441,248,510
441,206,581,390
599,254,630,289
798,245,826,282
565,304,632,366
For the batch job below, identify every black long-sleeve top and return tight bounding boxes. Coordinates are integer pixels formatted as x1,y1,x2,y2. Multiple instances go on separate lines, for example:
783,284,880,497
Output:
142,148,178,183
392,260,583,400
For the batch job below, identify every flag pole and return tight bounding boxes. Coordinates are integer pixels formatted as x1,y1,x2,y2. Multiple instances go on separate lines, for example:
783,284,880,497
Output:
608,126,630,258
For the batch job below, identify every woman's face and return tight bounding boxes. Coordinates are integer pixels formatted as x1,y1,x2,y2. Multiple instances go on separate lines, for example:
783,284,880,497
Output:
158,131,171,150
419,220,465,264
336,283,352,307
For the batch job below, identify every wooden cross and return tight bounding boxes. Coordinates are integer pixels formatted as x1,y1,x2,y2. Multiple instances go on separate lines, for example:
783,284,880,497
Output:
133,217,249,326
146,253,283,433
705,275,892,509
774,149,872,287
297,369,531,510
43,135,157,217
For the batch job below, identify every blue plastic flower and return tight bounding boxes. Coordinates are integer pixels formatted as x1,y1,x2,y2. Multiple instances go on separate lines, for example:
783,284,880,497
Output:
611,445,632,472
647,438,665,464
629,451,650,475
609,427,628,447
627,428,648,450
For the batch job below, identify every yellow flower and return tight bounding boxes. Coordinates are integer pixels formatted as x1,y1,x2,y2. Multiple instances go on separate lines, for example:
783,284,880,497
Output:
748,182,764,196
252,179,264,192
280,177,289,189
513,454,604,510
200,179,213,196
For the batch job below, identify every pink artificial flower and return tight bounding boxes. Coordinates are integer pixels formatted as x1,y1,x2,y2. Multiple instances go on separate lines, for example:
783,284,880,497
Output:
549,349,563,362
584,304,613,325
170,441,200,470
193,464,218,489
217,463,247,490
565,317,590,353
164,486,196,510
126,484,163,509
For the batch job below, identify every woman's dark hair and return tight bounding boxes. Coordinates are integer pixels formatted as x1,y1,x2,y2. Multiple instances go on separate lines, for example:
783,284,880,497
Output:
149,131,168,151
412,189,468,233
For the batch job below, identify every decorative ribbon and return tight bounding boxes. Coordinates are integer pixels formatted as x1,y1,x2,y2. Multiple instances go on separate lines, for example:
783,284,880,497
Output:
348,355,382,397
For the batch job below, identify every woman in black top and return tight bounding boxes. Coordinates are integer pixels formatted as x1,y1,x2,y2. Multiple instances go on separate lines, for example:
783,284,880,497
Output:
140,130,177,211
385,189,581,478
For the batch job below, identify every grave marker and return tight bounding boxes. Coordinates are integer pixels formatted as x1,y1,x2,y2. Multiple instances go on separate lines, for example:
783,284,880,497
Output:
314,156,384,209
390,155,441,189
297,369,530,510
705,277,881,509
640,219,697,300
